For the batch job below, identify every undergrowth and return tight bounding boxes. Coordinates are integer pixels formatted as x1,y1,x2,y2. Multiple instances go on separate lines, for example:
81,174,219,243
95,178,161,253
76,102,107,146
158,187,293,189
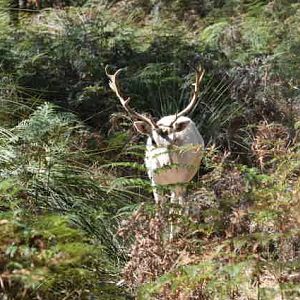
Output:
122,141,300,299
0,0,300,299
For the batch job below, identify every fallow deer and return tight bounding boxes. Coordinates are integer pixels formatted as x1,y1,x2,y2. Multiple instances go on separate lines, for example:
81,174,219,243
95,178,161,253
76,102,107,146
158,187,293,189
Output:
105,66,205,208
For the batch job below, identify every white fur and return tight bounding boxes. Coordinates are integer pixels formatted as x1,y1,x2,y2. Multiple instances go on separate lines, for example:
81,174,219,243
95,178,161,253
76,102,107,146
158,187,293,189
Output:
141,115,204,204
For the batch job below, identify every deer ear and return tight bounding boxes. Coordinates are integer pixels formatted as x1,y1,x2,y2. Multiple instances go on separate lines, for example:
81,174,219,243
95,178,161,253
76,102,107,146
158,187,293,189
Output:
175,120,190,132
133,121,152,135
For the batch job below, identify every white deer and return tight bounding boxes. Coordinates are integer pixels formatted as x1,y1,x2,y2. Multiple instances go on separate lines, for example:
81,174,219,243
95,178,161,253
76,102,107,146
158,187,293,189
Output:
105,66,205,208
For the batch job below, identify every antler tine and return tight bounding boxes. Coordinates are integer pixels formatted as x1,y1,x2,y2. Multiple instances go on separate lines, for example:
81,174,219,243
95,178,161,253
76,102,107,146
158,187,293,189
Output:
177,66,205,117
169,112,178,127
105,65,158,128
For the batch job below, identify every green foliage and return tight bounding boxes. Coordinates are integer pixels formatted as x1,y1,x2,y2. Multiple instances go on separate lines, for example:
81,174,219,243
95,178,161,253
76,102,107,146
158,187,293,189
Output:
0,0,300,298
200,21,229,52
0,102,142,298
0,212,128,299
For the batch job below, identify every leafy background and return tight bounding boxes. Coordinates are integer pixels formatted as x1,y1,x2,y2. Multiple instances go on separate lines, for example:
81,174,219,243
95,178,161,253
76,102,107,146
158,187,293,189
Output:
0,0,300,299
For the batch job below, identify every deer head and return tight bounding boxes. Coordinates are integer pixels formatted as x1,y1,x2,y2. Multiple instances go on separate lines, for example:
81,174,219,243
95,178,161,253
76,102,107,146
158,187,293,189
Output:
105,65,205,148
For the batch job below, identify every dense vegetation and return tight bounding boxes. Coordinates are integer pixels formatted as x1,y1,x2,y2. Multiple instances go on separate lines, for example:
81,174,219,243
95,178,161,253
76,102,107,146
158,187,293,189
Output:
0,0,300,299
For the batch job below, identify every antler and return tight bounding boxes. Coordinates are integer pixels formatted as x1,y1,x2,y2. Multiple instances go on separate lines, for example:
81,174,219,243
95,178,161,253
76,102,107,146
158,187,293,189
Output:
177,66,205,117
105,65,158,128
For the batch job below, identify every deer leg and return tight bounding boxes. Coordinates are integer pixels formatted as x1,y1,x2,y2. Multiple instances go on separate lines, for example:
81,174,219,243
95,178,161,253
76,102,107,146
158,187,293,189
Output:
175,185,186,207
153,186,162,204
169,185,188,240
169,187,184,240
152,181,164,205
179,185,190,216
170,190,177,204
152,182,168,222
